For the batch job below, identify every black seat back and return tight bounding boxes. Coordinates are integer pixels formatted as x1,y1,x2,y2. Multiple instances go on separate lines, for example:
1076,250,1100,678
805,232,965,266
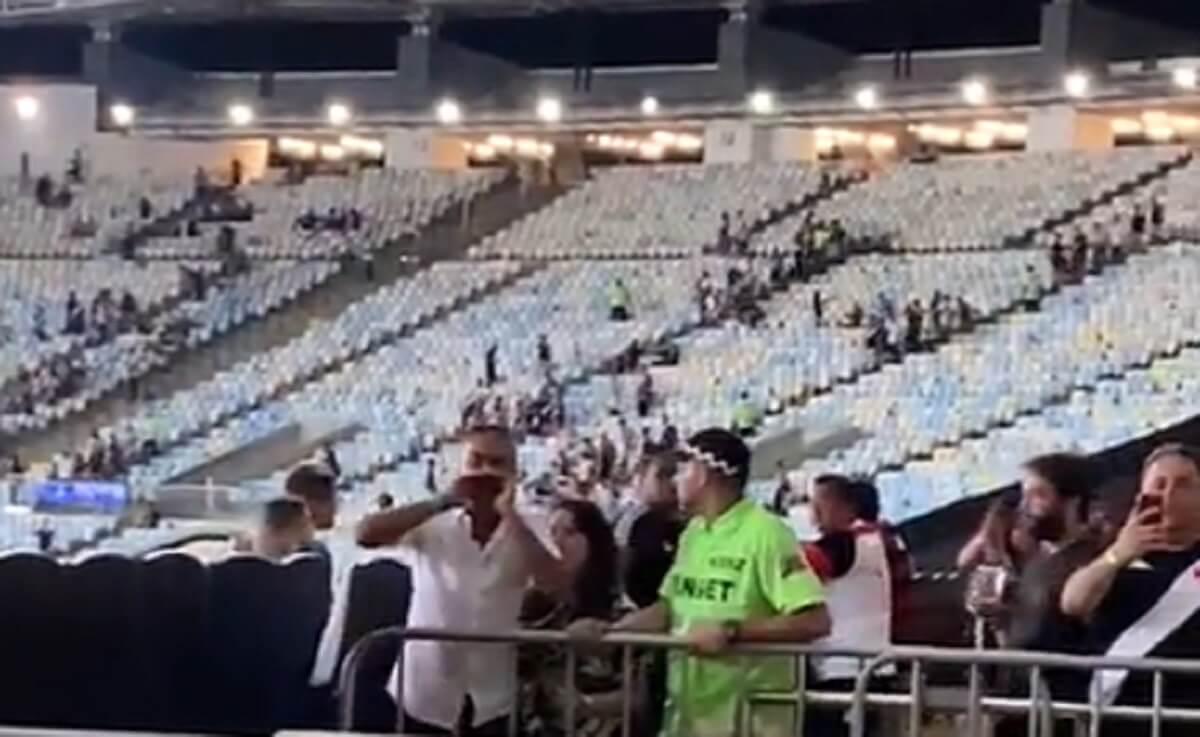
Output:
0,553,69,726
141,551,212,732
338,559,412,732
274,554,333,728
208,555,283,734
65,555,149,730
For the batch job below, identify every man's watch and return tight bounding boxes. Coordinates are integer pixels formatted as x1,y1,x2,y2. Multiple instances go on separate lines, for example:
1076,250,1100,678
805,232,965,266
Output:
721,620,743,644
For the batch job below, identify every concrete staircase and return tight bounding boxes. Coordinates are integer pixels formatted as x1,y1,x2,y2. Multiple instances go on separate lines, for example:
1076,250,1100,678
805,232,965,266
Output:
15,177,568,463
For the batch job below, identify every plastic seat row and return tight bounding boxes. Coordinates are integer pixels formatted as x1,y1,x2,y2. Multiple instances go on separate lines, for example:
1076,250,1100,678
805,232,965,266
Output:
126,259,719,492
468,163,825,258
807,147,1180,252
783,244,1200,522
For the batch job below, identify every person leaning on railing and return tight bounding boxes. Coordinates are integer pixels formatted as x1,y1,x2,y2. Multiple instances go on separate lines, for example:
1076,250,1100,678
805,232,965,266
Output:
569,428,831,737
1060,443,1200,737
519,499,623,737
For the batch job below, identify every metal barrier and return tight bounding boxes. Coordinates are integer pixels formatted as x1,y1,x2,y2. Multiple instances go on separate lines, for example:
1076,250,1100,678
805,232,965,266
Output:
339,627,1200,737
846,647,1200,737
336,627,892,737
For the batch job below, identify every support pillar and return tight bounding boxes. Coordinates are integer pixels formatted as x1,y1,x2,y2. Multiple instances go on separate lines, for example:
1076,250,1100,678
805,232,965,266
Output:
1027,105,1113,151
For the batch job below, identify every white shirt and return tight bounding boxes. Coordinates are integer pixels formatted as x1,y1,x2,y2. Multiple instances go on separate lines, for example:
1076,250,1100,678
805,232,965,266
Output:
389,509,550,729
813,525,893,681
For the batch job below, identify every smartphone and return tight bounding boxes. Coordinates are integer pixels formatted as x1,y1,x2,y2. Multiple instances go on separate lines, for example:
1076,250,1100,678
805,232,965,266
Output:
1137,494,1164,525
454,474,505,500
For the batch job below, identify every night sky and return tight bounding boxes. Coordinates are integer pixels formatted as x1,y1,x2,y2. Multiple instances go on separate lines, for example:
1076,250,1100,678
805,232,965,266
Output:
0,0,1196,76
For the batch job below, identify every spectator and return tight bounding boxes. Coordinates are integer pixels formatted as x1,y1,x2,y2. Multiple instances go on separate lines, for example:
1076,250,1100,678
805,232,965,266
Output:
285,463,338,546
253,498,315,561
770,463,792,516
616,453,683,606
519,500,621,737
569,428,830,737
1150,196,1165,238
138,196,153,220
64,291,84,335
730,390,762,437
765,386,784,416
800,475,896,736
812,288,824,326
608,278,631,322
1061,444,1200,737
484,343,499,387
959,453,1099,579
1131,204,1147,243
850,479,913,638
536,334,552,368
636,369,654,418
356,426,566,736
318,443,341,478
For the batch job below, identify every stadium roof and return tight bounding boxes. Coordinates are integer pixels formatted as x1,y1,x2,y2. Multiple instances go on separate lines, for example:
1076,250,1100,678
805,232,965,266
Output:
0,0,870,25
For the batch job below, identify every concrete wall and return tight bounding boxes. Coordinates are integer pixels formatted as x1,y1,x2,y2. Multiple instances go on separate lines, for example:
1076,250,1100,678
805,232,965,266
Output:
1027,104,1113,152
89,134,269,180
0,84,96,177
384,127,468,170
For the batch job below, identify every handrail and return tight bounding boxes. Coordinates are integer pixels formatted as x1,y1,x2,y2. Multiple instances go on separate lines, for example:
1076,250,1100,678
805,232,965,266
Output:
337,627,1200,737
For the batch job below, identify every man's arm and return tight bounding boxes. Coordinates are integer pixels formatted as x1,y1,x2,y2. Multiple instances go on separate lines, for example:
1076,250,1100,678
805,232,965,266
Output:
355,494,453,548
1060,552,1124,621
566,600,670,641
612,601,670,633
738,603,832,643
506,509,571,592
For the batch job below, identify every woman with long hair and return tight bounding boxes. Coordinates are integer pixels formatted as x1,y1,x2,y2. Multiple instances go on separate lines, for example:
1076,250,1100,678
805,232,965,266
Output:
520,499,621,737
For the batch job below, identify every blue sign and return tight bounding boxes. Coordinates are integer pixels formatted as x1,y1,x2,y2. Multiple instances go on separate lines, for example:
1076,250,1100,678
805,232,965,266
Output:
29,479,130,514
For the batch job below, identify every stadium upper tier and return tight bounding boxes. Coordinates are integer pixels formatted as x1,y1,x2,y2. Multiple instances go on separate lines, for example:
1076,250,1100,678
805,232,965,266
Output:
0,168,500,259
140,169,503,260
800,147,1181,252
468,163,827,258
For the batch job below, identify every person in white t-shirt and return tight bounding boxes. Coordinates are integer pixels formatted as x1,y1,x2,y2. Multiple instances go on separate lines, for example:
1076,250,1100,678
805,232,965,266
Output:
356,425,567,736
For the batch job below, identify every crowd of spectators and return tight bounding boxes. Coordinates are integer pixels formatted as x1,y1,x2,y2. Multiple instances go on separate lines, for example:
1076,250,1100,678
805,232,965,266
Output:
295,207,365,234
1048,196,1167,284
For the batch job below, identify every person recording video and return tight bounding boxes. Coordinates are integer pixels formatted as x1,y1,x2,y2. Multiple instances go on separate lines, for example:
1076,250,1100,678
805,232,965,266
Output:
355,425,567,736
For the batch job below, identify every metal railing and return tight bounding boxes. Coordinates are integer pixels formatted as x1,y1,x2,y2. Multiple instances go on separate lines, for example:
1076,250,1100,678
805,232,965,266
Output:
338,627,1200,737
848,647,1200,737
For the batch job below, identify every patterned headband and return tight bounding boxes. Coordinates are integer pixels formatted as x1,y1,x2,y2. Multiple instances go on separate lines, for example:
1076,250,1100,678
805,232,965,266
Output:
682,441,739,477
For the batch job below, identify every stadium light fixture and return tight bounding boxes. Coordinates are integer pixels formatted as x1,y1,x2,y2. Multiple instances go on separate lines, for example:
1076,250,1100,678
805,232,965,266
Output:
227,102,255,127
854,85,879,111
640,96,660,116
961,78,988,106
1173,67,1198,91
1063,71,1090,99
748,89,774,115
327,102,352,127
487,134,514,151
109,102,135,127
436,98,462,125
13,95,39,121
536,96,563,123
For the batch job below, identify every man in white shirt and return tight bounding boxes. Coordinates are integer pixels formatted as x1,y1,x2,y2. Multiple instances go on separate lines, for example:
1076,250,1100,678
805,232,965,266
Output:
356,426,566,736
